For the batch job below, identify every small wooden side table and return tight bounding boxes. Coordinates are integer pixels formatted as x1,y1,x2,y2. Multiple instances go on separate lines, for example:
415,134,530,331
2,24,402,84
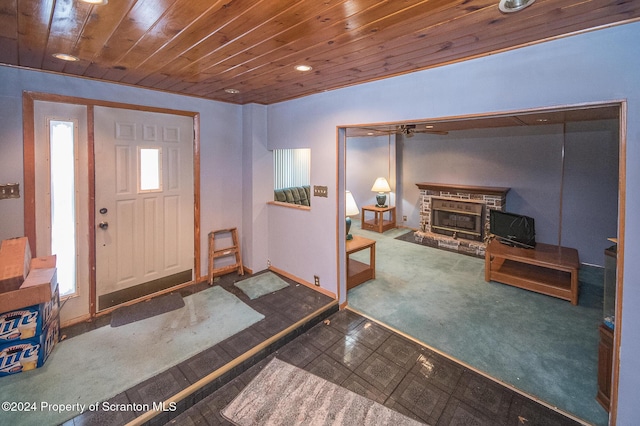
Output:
361,205,396,233
346,235,376,290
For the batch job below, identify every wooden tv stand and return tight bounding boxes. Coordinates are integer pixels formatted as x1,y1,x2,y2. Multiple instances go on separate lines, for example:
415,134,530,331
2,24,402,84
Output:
485,239,580,305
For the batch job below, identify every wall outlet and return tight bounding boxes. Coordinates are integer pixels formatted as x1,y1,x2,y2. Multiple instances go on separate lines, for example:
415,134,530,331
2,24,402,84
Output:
267,259,271,267
314,275,320,286
403,215,407,221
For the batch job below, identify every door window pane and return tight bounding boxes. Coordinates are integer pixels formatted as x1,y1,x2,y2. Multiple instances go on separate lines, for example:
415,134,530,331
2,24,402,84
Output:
139,147,162,192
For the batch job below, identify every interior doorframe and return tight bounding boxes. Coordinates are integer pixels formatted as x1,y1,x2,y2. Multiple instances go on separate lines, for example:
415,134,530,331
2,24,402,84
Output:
337,99,626,425
22,91,201,323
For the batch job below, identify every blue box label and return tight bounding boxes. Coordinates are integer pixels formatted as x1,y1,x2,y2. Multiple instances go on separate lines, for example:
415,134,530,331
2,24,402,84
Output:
0,317,59,376
0,289,59,343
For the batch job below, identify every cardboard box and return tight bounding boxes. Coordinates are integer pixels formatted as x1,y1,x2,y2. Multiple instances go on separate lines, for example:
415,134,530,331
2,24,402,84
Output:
0,287,60,343
30,254,57,270
0,314,59,377
0,267,57,315
0,237,31,293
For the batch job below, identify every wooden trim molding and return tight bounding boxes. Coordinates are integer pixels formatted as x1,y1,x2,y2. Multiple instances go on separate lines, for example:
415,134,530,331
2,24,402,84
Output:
416,182,510,197
22,94,36,258
610,100,627,426
193,112,201,285
87,104,97,317
267,200,311,210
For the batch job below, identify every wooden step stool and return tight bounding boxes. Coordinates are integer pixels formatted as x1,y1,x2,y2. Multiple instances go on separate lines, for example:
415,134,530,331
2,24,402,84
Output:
208,228,244,284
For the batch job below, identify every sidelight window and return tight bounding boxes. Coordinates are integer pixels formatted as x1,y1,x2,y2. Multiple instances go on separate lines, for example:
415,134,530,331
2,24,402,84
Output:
49,120,77,297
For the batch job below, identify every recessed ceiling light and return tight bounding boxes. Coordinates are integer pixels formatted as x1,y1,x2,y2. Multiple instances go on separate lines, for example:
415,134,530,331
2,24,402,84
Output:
294,64,313,72
52,53,80,62
80,0,109,5
224,88,240,94
498,0,535,13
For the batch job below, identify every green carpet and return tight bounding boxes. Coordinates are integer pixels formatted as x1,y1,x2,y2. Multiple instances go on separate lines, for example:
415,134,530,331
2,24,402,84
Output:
235,271,289,299
347,224,607,426
0,286,264,426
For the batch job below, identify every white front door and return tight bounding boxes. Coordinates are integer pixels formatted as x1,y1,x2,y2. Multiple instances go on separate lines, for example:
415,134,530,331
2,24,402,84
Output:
94,106,194,310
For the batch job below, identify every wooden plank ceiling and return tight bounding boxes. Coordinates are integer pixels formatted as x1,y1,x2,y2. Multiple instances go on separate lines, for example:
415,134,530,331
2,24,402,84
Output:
1,0,638,105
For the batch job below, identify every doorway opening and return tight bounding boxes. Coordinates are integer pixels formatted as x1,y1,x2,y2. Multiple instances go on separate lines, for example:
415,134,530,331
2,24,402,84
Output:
340,101,625,425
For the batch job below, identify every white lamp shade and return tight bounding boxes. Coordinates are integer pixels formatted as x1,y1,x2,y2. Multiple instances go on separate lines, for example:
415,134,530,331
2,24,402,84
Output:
345,191,359,216
371,177,391,193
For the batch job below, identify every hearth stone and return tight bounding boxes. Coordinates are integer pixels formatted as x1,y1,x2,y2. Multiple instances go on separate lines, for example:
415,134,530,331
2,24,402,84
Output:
414,231,486,258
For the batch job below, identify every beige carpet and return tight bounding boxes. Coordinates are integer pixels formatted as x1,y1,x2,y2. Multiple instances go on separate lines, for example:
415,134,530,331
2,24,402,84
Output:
222,358,426,425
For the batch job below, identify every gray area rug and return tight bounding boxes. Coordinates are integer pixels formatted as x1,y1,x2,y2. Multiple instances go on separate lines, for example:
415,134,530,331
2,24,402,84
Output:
111,292,185,327
222,358,425,425
234,272,289,300
0,286,264,426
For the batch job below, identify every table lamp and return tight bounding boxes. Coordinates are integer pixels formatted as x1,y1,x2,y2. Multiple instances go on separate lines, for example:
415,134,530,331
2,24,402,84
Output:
345,190,359,240
371,177,391,207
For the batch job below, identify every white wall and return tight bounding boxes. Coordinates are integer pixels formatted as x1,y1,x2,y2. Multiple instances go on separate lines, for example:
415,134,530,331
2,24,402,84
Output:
265,22,640,423
0,66,244,278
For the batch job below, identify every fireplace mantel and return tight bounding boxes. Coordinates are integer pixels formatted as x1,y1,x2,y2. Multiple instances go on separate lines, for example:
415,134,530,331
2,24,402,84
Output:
416,183,510,197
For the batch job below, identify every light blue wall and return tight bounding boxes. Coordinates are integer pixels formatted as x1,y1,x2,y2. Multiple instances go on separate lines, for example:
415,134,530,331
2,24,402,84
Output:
265,22,640,422
0,65,243,276
346,136,394,211
242,103,270,271
392,120,617,266
403,126,564,234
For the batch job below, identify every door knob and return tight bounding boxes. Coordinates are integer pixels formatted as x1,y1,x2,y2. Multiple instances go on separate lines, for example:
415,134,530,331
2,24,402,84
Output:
99,222,109,230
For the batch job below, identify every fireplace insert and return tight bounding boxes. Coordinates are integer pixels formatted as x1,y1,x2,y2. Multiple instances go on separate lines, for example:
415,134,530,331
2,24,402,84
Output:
430,198,484,241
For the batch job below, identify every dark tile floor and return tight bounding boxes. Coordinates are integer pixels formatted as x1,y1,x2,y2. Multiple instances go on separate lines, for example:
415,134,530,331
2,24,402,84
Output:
60,270,581,426
169,309,582,426
61,271,337,426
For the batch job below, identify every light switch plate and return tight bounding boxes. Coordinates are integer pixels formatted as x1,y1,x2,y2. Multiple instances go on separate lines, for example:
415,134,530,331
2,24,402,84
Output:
0,183,20,200
314,185,328,197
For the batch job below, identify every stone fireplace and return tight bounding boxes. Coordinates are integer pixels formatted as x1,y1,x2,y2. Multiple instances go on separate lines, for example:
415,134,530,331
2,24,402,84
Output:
415,183,510,257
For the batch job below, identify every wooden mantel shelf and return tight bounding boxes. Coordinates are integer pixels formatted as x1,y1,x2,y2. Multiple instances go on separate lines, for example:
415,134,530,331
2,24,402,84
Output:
416,182,510,197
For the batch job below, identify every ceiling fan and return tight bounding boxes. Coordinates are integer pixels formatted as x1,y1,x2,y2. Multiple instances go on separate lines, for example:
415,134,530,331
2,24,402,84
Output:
395,124,449,137
356,124,448,138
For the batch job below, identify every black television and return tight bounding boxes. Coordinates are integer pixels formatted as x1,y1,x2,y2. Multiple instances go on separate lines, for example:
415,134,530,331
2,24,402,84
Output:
489,210,536,249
